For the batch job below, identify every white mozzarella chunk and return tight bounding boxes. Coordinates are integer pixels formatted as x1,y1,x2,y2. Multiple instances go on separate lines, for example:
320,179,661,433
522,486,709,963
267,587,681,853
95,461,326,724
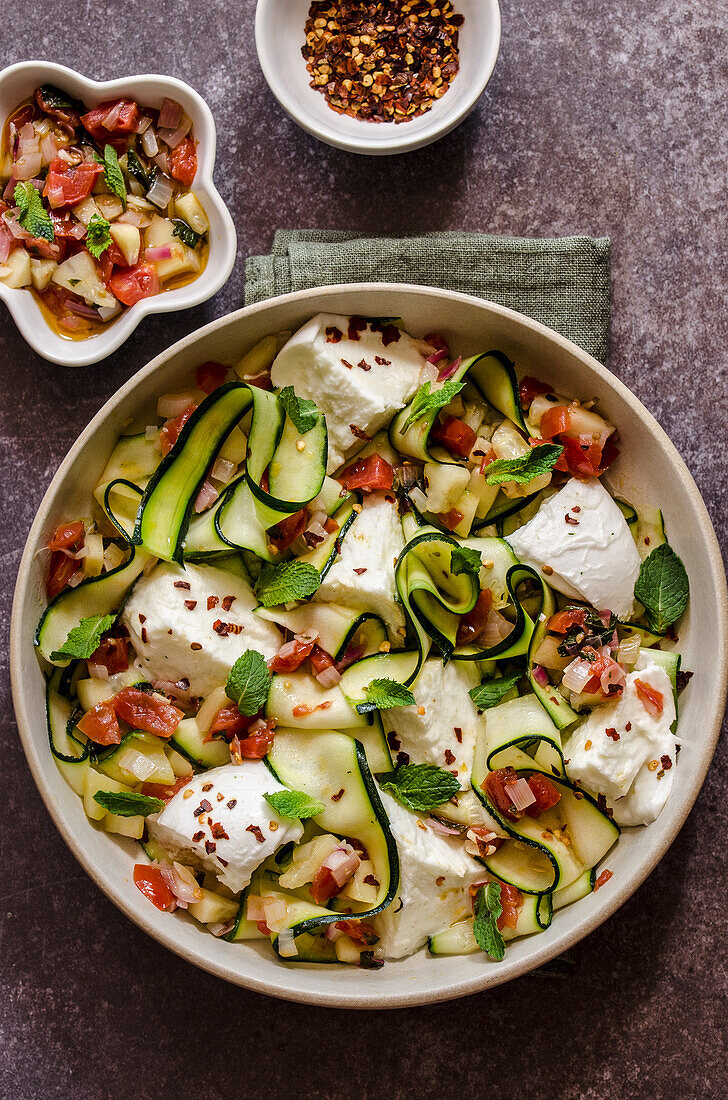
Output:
123,561,281,697
270,313,429,473
148,763,303,894
565,665,677,826
506,477,641,619
374,789,483,959
314,493,406,640
381,659,482,783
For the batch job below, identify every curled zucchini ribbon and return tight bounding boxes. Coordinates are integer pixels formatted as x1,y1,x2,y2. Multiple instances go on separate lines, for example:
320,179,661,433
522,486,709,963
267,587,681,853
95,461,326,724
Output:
471,695,620,896
132,381,328,563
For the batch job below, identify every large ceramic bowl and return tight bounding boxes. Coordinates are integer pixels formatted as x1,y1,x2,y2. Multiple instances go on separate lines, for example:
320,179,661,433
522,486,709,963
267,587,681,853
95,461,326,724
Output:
10,285,728,1008
0,61,236,366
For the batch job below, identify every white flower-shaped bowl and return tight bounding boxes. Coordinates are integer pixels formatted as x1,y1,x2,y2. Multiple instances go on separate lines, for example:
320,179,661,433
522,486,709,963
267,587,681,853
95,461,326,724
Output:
0,61,237,366
255,0,501,155
10,284,728,1008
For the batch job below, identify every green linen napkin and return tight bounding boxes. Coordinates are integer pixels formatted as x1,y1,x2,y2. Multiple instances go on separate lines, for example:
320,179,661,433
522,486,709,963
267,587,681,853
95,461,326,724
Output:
245,230,611,362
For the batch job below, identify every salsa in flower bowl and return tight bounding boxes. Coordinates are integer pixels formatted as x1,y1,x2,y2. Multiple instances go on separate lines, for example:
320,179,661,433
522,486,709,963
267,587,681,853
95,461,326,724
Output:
0,62,236,365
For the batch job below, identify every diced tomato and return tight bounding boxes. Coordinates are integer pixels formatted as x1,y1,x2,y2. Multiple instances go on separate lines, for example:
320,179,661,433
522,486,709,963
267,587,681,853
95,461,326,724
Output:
519,376,553,410
44,157,104,209
107,241,131,268
496,882,524,931
108,261,159,306
80,99,140,142
89,631,129,675
246,372,273,390
539,405,572,440
593,868,613,892
133,864,176,911
49,212,81,240
634,678,664,715
524,774,561,817
430,415,477,459
196,361,228,393
268,508,308,552
598,431,620,473
47,521,85,551
579,647,623,695
456,589,493,647
207,703,251,741
311,866,341,906
270,635,317,673
438,508,464,532
335,919,379,945
167,136,197,187
310,644,335,677
554,435,603,480
141,775,192,802
232,722,276,759
77,699,121,746
159,403,197,455
482,767,521,821
338,454,394,493
547,607,589,634
112,687,183,738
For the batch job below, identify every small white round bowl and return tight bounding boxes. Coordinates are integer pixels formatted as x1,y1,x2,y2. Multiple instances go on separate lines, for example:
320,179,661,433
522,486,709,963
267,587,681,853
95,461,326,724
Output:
255,0,501,155
10,284,728,1008
0,61,237,366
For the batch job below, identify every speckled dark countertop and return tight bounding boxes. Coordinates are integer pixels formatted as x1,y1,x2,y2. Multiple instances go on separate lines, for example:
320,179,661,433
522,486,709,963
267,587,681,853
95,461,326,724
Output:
1,2,727,1097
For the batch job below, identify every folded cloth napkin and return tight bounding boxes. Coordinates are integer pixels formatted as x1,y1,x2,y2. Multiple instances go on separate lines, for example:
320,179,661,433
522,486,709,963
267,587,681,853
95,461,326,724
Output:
245,230,611,362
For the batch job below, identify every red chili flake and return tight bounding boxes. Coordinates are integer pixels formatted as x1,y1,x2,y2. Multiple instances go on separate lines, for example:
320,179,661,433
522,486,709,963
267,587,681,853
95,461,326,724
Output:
363,874,380,887
218,856,229,867
349,424,372,441
138,613,146,623
303,530,326,549
357,359,371,371
565,514,579,526
625,722,632,732
341,358,355,369
347,315,367,340
202,782,213,792
436,875,446,886
205,840,216,854
444,749,456,765
353,567,367,575
661,754,673,770
207,595,219,610
213,620,229,636
184,600,197,610
676,670,693,691
396,751,410,767
374,356,391,366
326,325,343,343
605,727,620,741
194,799,212,816
370,320,402,345
211,822,230,840
387,730,400,750
572,506,581,513
331,788,345,802
246,824,265,843
190,642,202,651
594,868,613,891
226,799,237,810
140,627,148,643
221,595,236,611
453,726,463,743
596,794,614,818
192,830,205,842
174,581,191,590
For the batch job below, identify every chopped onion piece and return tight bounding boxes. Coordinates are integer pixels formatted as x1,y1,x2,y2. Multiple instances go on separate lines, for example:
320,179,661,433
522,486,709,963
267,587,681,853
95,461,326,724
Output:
158,98,182,130
277,928,298,957
117,209,151,229
600,662,625,695
617,633,642,667
136,115,153,134
437,355,462,382
145,244,173,261
315,663,341,688
117,746,159,782
194,480,219,513
146,172,174,210
408,486,429,513
103,543,125,571
211,456,237,484
481,609,514,648
245,895,268,922
208,919,235,937
97,300,122,322
141,127,159,158
86,660,109,680
102,102,124,130
503,776,537,812
158,114,192,149
145,424,159,441
532,664,549,687
157,392,197,418
561,657,593,694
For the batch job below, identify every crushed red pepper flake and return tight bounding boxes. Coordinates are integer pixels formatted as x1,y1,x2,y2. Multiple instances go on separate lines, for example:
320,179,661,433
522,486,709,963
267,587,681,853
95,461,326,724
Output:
357,358,372,371
194,799,212,816
226,798,237,809
326,325,343,342
211,822,230,840
349,424,372,440
331,788,346,802
221,595,236,611
353,567,367,575
190,642,202,651
301,2,463,125
205,840,217,854
207,595,219,610
453,726,462,743
246,824,265,843
174,581,191,590
184,599,197,611
192,830,205,842
374,355,391,365
444,748,456,765
605,727,620,741
661,754,673,770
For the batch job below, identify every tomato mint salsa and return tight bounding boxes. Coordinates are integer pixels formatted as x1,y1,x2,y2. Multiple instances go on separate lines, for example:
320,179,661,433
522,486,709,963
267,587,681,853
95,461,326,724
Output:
35,315,691,968
0,85,208,337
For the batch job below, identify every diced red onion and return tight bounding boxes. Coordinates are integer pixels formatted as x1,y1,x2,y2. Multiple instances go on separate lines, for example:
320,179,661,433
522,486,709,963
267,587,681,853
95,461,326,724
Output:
0,220,14,263
194,480,219,513
208,919,235,937
86,660,110,680
608,630,619,652
211,456,236,484
481,609,514,648
13,124,42,180
437,355,462,382
159,862,202,904
152,678,193,705
325,923,345,941
66,298,99,319
600,662,625,695
145,244,173,261
117,209,151,228
335,645,363,672
141,127,159,158
158,115,192,150
102,101,124,130
532,664,549,687
158,98,182,130
315,663,341,688
503,776,537,812
320,846,360,888
2,176,18,203
98,300,122,322
562,657,593,694
599,609,612,627
154,150,169,174
395,464,420,490
427,817,461,836
5,214,31,240
136,115,153,134
426,347,447,365
419,360,440,385
59,314,90,333
39,132,59,165
146,173,174,210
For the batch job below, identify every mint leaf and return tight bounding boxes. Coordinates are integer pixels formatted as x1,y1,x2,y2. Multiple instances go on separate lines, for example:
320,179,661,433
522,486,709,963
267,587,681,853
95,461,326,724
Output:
49,613,116,662
634,543,689,634
264,790,325,819
225,649,271,716
484,443,563,485
357,678,416,714
401,379,465,433
172,219,203,249
86,213,112,259
93,791,164,817
95,144,127,209
469,674,521,710
14,182,54,242
450,546,482,577
472,882,506,960
380,763,461,813
254,561,321,607
278,386,320,434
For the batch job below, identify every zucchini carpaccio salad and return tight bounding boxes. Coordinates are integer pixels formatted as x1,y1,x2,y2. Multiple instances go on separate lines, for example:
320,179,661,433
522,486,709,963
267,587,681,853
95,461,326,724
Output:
37,314,691,967
0,85,207,337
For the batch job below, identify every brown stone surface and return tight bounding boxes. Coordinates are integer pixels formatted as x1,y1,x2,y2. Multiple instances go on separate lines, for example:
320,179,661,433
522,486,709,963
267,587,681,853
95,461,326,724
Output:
1,2,726,1097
